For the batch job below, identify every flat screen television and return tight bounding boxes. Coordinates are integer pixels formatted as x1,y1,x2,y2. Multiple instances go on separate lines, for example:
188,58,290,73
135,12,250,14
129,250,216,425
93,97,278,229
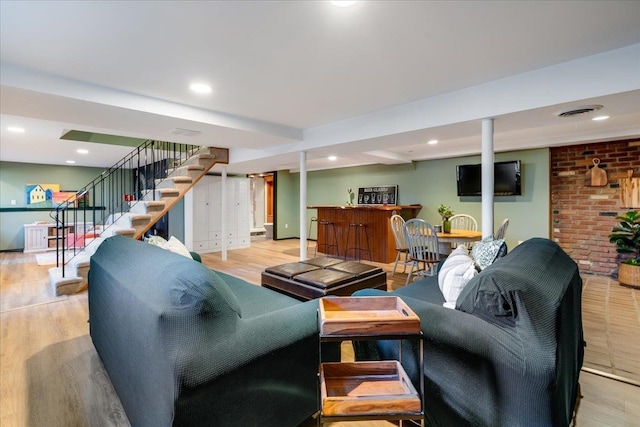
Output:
456,160,522,196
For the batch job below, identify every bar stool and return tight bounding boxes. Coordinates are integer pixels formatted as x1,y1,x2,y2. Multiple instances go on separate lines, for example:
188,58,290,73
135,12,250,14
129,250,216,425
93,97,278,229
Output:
307,217,317,252
316,219,339,258
344,222,371,261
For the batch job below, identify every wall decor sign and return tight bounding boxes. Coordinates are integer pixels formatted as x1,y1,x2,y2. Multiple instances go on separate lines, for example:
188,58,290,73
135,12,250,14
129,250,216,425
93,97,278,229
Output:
357,185,398,205
25,183,60,205
25,184,88,207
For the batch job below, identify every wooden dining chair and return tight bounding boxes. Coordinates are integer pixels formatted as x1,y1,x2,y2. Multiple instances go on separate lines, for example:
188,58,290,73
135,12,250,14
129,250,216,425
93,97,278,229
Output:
449,214,478,249
494,218,510,240
403,218,441,285
389,214,410,276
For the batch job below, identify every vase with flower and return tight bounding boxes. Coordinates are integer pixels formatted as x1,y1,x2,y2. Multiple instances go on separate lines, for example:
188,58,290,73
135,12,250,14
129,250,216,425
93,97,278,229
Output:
437,204,454,233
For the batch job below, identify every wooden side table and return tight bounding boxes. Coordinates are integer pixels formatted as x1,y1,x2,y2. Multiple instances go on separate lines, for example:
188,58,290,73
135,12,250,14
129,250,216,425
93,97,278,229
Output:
317,296,424,425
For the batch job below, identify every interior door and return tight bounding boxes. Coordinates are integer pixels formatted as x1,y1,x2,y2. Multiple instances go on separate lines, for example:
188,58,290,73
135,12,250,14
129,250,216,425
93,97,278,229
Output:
265,174,274,223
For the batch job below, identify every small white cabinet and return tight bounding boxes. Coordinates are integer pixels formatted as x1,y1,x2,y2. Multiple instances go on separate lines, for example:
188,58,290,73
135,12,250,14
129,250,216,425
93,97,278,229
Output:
23,222,94,253
23,223,50,253
185,175,251,253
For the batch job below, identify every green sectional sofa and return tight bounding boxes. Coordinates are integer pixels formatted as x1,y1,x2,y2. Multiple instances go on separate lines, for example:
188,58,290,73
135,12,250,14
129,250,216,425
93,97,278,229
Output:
88,235,331,427
353,238,584,427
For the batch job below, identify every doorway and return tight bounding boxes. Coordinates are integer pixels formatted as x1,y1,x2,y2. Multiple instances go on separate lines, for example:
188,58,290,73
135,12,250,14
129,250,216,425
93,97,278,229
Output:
249,173,275,239
265,174,274,224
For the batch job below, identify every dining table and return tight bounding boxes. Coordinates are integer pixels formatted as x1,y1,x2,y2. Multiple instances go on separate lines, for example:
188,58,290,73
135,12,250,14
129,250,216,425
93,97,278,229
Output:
436,229,483,254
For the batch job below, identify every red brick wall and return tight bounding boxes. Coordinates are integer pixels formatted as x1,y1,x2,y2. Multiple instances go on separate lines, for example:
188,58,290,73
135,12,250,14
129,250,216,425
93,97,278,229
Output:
551,140,640,276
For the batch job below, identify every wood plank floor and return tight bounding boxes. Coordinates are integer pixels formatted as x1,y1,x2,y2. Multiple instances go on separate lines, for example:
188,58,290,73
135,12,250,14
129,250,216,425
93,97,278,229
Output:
1,237,639,426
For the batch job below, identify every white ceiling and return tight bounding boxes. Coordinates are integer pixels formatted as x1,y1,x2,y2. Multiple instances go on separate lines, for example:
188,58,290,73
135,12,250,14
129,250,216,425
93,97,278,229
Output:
1,1,639,174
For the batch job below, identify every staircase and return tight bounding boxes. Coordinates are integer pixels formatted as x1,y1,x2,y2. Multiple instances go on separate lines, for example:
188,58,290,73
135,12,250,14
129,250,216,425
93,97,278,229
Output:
48,141,229,295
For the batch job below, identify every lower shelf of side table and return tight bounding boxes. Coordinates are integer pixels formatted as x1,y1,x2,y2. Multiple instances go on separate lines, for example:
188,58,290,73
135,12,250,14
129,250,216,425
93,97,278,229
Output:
319,360,422,420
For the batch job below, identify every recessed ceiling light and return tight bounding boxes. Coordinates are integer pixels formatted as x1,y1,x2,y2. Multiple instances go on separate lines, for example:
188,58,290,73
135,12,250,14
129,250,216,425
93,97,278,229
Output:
427,139,438,145
328,155,337,161
77,149,89,154
190,83,212,94
7,126,25,133
66,160,76,164
331,1,358,6
592,115,610,121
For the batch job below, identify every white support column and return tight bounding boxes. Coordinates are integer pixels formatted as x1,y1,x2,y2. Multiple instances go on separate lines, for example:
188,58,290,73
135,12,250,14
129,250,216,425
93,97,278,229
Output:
221,167,228,261
481,118,494,239
300,151,307,260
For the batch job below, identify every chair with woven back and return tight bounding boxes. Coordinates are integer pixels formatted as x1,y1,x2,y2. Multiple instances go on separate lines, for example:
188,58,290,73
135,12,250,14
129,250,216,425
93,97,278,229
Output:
389,214,410,277
403,218,442,285
449,213,478,249
494,218,510,240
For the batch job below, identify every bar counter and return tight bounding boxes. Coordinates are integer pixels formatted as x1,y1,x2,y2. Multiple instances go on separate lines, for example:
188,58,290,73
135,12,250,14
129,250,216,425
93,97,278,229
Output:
307,205,422,263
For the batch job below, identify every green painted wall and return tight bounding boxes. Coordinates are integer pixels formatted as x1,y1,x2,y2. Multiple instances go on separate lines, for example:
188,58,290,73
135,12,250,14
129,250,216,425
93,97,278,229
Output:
275,170,301,239
277,148,550,252
0,161,106,250
0,161,185,250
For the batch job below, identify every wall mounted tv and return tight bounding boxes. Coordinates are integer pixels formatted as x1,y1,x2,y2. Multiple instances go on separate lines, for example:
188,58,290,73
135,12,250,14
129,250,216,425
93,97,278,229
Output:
456,160,522,196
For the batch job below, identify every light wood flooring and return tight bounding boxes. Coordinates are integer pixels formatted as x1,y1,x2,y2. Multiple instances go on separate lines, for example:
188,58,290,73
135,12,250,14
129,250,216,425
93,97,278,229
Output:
1,237,639,427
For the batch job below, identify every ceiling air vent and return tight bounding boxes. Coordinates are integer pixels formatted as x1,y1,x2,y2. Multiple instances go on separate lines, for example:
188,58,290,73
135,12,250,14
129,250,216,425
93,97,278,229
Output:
170,128,201,137
556,105,603,118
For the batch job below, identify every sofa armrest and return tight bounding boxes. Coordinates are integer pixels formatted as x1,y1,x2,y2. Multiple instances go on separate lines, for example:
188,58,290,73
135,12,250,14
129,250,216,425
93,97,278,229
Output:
170,298,327,426
353,288,555,426
174,299,321,387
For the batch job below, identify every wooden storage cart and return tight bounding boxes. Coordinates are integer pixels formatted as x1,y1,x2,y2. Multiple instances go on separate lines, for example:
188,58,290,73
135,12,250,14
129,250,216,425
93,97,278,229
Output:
318,296,424,425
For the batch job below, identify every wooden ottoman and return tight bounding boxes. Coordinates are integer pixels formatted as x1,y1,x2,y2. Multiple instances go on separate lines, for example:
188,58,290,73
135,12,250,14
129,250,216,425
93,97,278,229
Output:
261,258,387,301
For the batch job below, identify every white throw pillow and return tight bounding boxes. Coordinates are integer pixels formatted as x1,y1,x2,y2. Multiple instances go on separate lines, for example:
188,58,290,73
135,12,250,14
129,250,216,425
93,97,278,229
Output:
438,245,478,309
165,236,193,259
145,235,192,259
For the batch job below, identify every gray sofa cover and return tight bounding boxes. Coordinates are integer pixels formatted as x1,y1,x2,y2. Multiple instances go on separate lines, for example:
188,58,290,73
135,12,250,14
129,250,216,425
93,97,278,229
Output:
88,235,329,426
353,238,584,427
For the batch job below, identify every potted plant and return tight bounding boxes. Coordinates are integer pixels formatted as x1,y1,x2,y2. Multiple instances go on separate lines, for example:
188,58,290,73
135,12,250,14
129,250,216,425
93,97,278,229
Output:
437,204,454,233
608,210,640,288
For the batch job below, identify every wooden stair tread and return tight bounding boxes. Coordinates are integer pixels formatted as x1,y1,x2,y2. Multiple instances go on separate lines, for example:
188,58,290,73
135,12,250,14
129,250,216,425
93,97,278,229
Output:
143,201,165,207
129,213,152,220
167,165,205,176
157,188,179,194
170,176,193,183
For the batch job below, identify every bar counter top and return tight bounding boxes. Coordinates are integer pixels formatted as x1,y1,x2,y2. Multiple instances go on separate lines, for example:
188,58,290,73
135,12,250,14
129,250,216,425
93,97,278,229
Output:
307,204,422,211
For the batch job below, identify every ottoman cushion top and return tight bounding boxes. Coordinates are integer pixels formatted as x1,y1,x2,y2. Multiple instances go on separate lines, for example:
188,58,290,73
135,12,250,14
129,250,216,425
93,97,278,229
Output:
302,257,345,268
264,262,319,279
293,269,356,290
329,261,382,278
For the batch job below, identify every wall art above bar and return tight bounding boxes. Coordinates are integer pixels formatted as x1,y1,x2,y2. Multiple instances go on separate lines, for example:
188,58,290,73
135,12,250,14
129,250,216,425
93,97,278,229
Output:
357,185,398,205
